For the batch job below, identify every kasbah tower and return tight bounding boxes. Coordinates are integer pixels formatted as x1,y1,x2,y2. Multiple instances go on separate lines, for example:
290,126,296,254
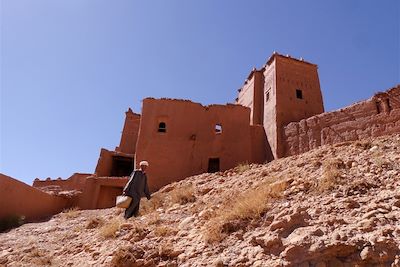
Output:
237,52,324,160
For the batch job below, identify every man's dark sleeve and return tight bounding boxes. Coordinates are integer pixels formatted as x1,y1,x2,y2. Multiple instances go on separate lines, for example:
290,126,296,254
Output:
123,171,136,195
144,176,151,200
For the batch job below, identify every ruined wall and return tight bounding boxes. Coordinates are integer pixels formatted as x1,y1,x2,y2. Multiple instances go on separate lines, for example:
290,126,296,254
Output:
283,86,400,156
0,174,69,221
115,108,141,155
32,173,91,191
135,99,263,191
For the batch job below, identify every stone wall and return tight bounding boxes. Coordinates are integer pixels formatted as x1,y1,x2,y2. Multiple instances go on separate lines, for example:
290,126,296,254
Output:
283,86,400,156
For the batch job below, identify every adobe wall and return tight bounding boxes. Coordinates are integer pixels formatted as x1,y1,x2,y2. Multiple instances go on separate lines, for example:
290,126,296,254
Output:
237,69,264,125
263,58,278,160
283,86,400,156
95,149,116,177
274,55,324,158
94,149,134,177
115,108,141,154
33,173,91,191
0,174,69,221
250,125,272,163
135,98,264,191
78,177,129,209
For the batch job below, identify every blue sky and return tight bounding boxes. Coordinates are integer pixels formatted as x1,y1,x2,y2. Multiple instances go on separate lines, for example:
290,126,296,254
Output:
1,0,399,185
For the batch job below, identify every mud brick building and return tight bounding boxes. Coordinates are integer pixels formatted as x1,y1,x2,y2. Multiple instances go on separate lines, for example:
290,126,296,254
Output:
2,52,399,221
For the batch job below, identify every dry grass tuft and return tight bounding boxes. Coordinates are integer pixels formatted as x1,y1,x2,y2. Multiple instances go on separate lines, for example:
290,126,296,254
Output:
86,217,105,229
158,241,181,260
203,179,287,243
317,159,343,192
169,185,196,205
146,212,162,225
110,247,138,267
61,207,80,219
154,226,177,237
99,218,122,238
28,247,53,266
371,151,391,169
140,192,165,214
236,162,251,174
354,140,372,150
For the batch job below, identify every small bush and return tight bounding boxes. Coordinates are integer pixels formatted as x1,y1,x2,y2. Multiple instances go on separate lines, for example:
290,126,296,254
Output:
371,151,391,169
158,241,181,260
154,226,176,237
317,159,343,192
0,214,24,232
354,140,372,150
203,179,287,243
111,247,137,267
99,218,122,238
236,162,251,174
146,212,161,225
29,247,53,266
62,207,80,219
86,217,105,229
140,192,164,214
169,185,196,205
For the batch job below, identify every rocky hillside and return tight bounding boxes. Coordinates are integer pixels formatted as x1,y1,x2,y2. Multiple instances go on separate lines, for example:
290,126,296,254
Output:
1,134,400,267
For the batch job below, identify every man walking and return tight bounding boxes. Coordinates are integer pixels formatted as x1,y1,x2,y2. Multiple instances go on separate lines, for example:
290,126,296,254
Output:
123,161,151,219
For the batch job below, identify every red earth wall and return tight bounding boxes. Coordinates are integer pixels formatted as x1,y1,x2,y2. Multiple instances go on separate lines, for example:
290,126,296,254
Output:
0,174,69,221
135,98,266,191
115,108,141,155
78,177,129,209
283,86,400,156
237,69,265,125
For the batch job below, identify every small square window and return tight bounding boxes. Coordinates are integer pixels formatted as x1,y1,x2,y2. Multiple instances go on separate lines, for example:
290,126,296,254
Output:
158,122,166,133
296,89,303,99
265,88,271,102
215,124,222,134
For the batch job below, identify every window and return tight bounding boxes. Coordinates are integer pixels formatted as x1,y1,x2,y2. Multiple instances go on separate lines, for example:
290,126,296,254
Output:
265,87,271,102
215,124,222,134
265,91,270,102
158,122,166,133
296,89,303,99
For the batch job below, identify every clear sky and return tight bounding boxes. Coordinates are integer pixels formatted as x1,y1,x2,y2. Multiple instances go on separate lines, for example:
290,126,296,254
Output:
1,0,399,185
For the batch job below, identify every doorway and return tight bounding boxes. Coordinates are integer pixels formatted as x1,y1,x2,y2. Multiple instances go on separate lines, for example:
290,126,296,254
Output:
208,158,220,173
110,156,134,177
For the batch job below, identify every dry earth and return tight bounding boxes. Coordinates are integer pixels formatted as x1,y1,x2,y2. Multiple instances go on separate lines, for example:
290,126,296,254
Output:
1,134,400,267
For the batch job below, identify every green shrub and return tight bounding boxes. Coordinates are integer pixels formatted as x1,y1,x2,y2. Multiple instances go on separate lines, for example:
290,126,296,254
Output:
0,214,25,232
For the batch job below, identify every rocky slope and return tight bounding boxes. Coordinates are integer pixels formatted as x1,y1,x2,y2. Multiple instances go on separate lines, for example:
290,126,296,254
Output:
1,134,400,267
